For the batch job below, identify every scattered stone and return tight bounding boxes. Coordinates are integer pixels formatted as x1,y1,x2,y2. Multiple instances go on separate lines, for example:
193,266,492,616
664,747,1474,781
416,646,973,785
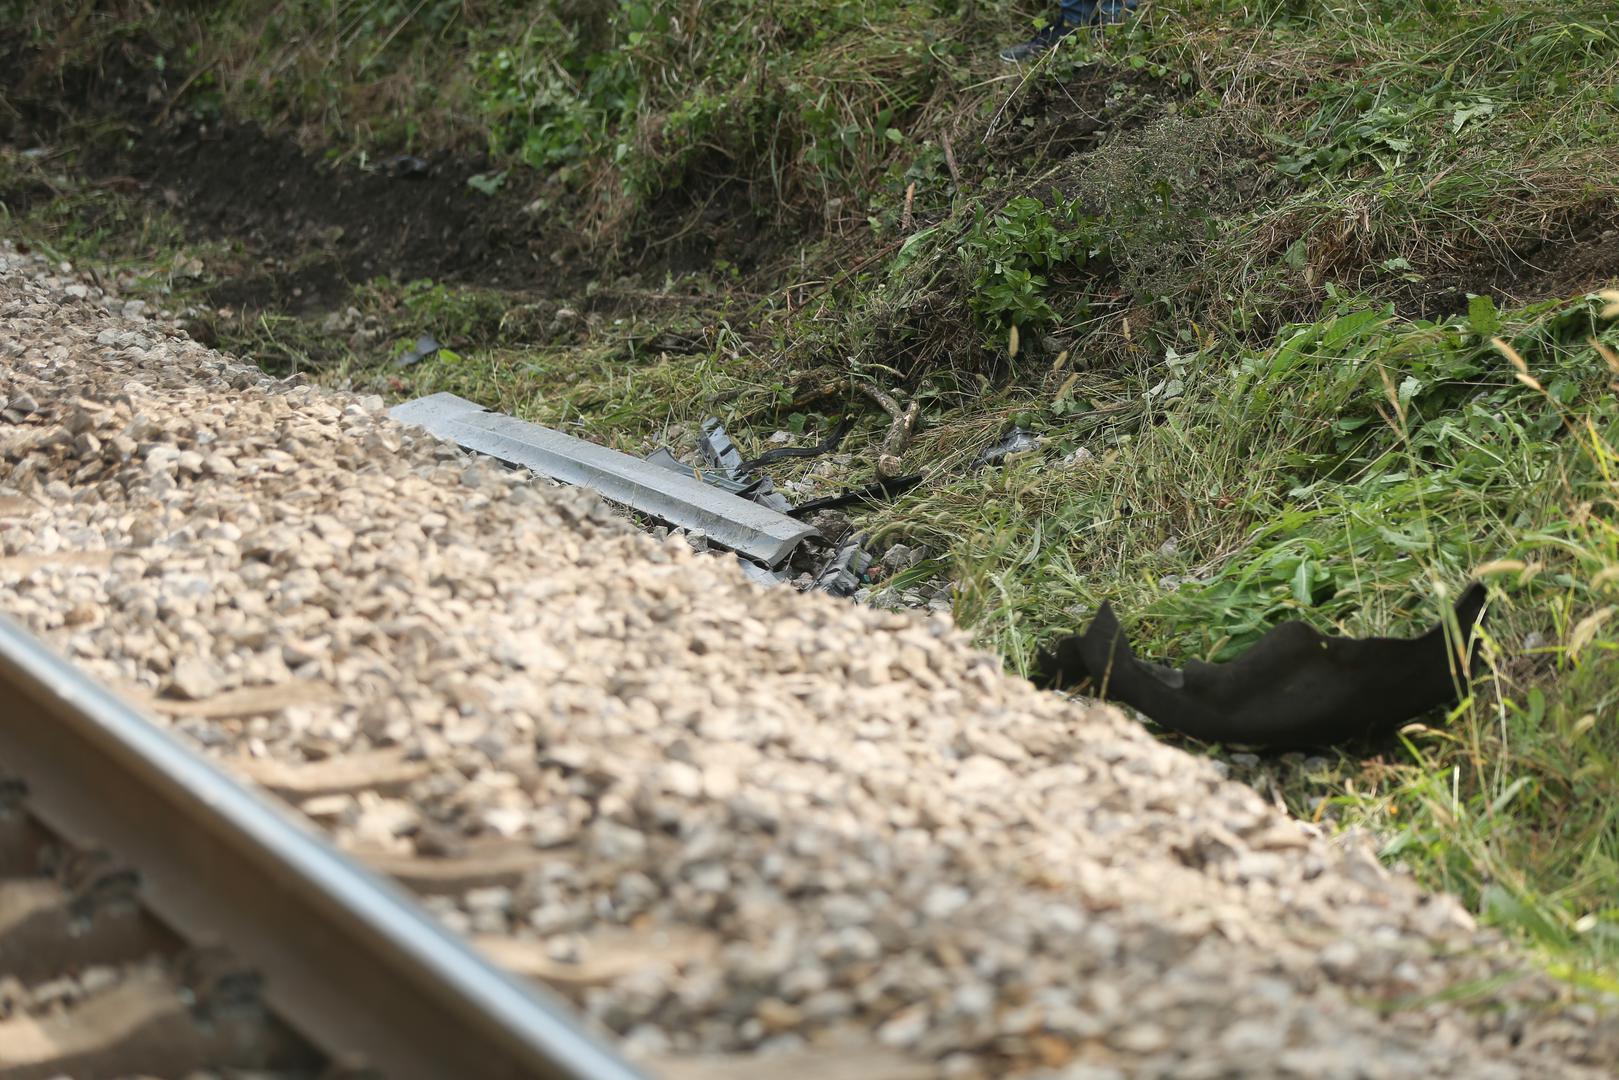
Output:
167,657,224,701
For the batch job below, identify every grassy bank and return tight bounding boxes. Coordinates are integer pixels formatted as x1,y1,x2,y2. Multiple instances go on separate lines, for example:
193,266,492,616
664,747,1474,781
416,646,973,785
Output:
3,0,1618,987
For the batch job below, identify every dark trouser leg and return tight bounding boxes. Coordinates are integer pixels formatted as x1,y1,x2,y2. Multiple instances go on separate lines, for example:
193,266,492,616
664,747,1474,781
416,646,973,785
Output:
1060,0,1136,26
1002,0,1134,61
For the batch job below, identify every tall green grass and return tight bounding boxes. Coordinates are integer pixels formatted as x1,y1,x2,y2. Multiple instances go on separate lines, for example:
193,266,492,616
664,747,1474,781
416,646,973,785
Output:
909,288,1619,985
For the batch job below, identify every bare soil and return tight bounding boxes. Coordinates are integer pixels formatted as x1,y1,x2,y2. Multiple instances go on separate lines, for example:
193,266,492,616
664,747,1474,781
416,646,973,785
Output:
103,120,543,311
0,26,551,311
1458,199,1619,309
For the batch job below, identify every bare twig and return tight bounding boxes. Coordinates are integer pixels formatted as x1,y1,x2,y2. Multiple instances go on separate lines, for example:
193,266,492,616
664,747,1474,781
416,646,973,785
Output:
901,181,916,232
858,382,922,479
155,61,219,127
940,133,962,190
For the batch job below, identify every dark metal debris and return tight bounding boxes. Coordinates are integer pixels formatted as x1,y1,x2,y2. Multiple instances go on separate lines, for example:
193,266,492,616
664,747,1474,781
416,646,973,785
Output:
810,536,874,597
974,427,1043,468
698,418,793,512
1032,583,1488,748
643,448,761,498
699,418,745,473
394,335,443,368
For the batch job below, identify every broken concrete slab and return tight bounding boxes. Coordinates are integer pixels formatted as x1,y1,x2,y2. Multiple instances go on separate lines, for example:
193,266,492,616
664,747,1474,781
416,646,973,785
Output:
389,393,817,567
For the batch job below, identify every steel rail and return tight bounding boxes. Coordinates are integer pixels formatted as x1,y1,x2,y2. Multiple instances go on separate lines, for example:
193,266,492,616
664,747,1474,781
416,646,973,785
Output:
0,613,647,1080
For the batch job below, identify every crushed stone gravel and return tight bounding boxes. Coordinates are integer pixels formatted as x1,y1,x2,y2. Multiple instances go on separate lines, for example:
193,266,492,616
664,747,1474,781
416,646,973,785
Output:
1,241,1616,1079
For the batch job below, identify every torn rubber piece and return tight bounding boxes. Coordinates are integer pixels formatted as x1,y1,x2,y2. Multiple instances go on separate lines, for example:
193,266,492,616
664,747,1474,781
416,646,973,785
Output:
390,393,817,566
1032,584,1488,748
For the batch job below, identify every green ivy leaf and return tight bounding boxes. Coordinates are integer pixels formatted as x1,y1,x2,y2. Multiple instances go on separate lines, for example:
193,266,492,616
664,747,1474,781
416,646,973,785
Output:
1467,294,1502,338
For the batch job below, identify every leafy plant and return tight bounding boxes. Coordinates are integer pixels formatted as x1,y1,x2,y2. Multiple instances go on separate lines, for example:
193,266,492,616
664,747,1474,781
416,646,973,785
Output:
958,195,1105,333
471,13,639,174
1277,89,1440,178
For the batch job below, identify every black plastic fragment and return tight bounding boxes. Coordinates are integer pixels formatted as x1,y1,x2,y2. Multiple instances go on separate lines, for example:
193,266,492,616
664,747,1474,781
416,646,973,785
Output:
1032,584,1489,748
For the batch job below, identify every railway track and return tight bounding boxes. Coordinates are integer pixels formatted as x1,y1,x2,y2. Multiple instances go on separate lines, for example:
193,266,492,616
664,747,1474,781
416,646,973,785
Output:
0,613,645,1080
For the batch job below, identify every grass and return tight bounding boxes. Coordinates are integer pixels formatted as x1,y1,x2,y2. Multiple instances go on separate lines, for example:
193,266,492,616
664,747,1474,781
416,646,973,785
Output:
937,290,1619,987
3,0,1619,992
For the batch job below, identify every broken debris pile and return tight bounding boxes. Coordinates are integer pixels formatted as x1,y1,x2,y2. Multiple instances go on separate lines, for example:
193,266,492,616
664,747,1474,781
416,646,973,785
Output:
658,418,927,594
389,395,923,597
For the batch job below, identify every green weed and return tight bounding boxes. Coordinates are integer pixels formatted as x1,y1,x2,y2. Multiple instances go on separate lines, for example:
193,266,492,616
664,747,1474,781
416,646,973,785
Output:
959,194,1105,334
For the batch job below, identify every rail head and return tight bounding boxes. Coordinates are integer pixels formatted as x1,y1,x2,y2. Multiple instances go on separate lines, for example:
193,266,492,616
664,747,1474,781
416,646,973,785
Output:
0,613,647,1080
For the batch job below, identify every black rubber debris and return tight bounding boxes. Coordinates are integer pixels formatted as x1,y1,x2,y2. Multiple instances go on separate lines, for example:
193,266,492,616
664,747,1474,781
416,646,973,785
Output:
742,415,855,470
1032,583,1489,748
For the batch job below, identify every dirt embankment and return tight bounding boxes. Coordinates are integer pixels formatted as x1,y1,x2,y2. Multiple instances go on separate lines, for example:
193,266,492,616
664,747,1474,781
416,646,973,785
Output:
6,26,1615,394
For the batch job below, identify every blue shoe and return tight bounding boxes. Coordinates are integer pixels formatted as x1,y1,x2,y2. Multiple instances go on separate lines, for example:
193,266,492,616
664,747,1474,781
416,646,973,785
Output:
1000,1,1135,62
999,21,1075,62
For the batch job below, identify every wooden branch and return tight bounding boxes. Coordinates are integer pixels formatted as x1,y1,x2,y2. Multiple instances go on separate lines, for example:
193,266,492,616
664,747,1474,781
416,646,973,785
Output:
858,383,922,479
